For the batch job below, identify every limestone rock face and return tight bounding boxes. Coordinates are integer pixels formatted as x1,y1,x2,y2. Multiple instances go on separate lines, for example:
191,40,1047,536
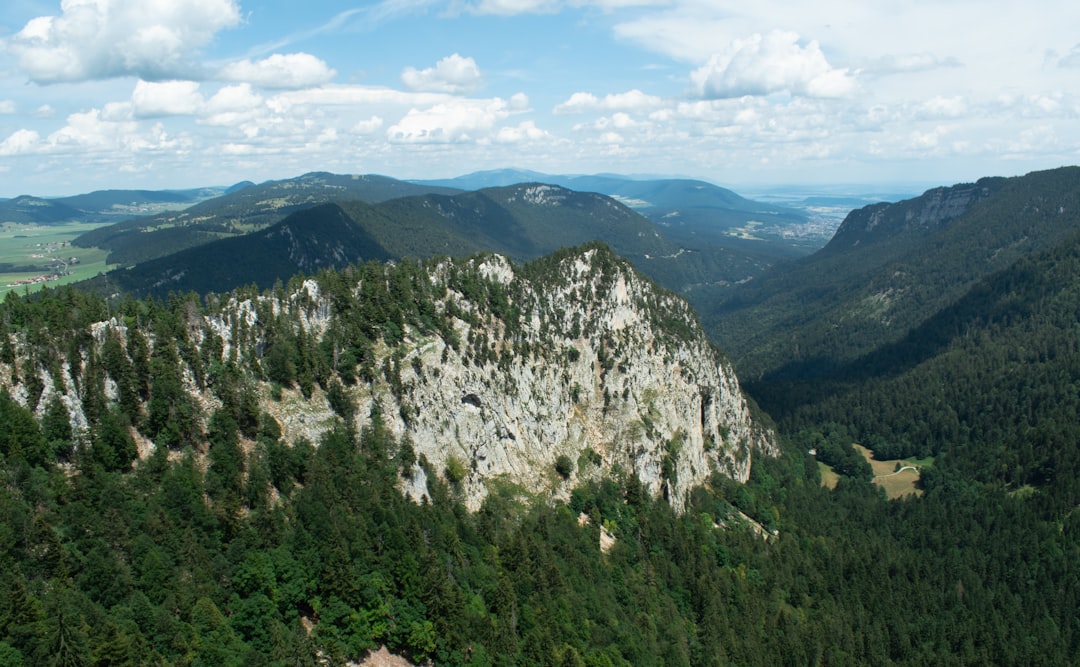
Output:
824,177,1006,252
325,246,777,510
1,245,776,511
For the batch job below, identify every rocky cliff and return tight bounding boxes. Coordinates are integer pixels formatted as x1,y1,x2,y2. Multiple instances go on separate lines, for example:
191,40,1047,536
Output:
1,244,775,511
823,177,1006,252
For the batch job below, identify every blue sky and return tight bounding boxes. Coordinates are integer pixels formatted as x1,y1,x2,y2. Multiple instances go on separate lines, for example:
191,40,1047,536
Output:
2,0,1080,196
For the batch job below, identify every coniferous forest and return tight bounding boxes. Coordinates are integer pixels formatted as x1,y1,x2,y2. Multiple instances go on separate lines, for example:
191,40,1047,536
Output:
0,255,1076,666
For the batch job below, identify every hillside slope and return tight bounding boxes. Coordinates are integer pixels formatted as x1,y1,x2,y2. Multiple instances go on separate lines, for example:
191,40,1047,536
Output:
73,172,461,265
714,166,1080,379
4,243,776,511
88,182,756,303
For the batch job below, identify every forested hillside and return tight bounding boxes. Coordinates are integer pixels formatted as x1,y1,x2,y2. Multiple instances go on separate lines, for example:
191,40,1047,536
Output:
2,240,1078,665
84,182,766,306
715,167,1080,378
3,168,1080,665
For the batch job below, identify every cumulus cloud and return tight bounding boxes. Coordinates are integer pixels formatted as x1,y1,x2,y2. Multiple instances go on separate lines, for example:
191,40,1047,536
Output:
0,129,41,156
202,84,265,129
5,0,241,84
495,121,549,143
132,81,204,118
48,109,138,149
691,31,855,99
402,54,483,94
0,101,16,115
218,53,337,89
387,97,519,143
553,89,663,114
352,116,385,134
572,112,645,133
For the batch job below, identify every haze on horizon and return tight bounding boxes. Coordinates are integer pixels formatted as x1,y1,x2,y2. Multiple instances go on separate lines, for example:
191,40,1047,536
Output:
1,0,1079,197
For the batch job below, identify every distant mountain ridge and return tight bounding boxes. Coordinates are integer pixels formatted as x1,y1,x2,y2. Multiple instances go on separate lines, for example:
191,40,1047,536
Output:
73,172,462,266
94,184,684,298
713,166,1080,379
0,188,223,224
821,177,1007,253
414,168,784,212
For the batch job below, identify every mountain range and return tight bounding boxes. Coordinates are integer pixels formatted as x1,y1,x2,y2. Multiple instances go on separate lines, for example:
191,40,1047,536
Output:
73,176,806,309
0,164,1077,665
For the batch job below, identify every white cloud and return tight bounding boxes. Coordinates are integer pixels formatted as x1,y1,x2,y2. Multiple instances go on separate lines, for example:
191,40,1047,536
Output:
0,129,41,156
267,85,449,112
218,53,336,90
402,54,483,94
387,97,519,143
553,89,664,114
0,101,15,114
465,0,562,16
691,31,855,99
862,53,962,77
352,116,385,134
573,112,646,132
202,84,265,129
916,96,967,119
32,105,57,119
495,120,549,143
132,81,204,118
5,0,242,83
463,0,664,16
206,84,264,114
48,109,138,149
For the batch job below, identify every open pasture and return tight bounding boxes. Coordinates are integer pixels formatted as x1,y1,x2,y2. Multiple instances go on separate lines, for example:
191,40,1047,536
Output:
0,222,113,296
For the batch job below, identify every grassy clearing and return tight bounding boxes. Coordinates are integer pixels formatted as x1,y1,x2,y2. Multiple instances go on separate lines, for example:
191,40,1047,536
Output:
0,222,114,296
853,444,926,499
819,445,930,499
818,461,840,490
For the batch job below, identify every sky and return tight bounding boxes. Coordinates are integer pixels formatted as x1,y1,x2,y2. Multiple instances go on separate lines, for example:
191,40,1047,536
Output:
1,0,1080,196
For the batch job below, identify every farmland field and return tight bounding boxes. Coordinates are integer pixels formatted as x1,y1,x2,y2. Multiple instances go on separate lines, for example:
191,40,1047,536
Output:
0,222,114,296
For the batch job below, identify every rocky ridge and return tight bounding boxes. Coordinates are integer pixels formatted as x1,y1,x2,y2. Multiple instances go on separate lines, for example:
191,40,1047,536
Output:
823,177,1006,252
1,244,775,511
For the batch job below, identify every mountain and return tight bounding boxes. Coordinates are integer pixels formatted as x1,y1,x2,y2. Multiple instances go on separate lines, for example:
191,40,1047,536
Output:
72,172,462,266
713,167,1080,380
0,195,85,224
766,230,1080,492
1,207,1076,665
102,203,394,297
415,170,813,256
92,182,758,301
0,188,222,225
2,243,775,510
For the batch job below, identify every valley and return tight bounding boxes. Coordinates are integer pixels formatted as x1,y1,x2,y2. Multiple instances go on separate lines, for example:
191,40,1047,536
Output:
0,167,1077,666
0,221,114,294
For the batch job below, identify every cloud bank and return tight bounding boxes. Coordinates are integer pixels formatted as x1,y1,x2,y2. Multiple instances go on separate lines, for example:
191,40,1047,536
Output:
6,0,242,83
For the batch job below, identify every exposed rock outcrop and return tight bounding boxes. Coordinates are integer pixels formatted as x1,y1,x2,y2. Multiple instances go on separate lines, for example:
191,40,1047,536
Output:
1,244,776,511
824,177,1007,252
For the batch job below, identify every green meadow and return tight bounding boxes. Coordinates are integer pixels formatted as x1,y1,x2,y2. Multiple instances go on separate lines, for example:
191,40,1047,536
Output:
0,222,114,296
